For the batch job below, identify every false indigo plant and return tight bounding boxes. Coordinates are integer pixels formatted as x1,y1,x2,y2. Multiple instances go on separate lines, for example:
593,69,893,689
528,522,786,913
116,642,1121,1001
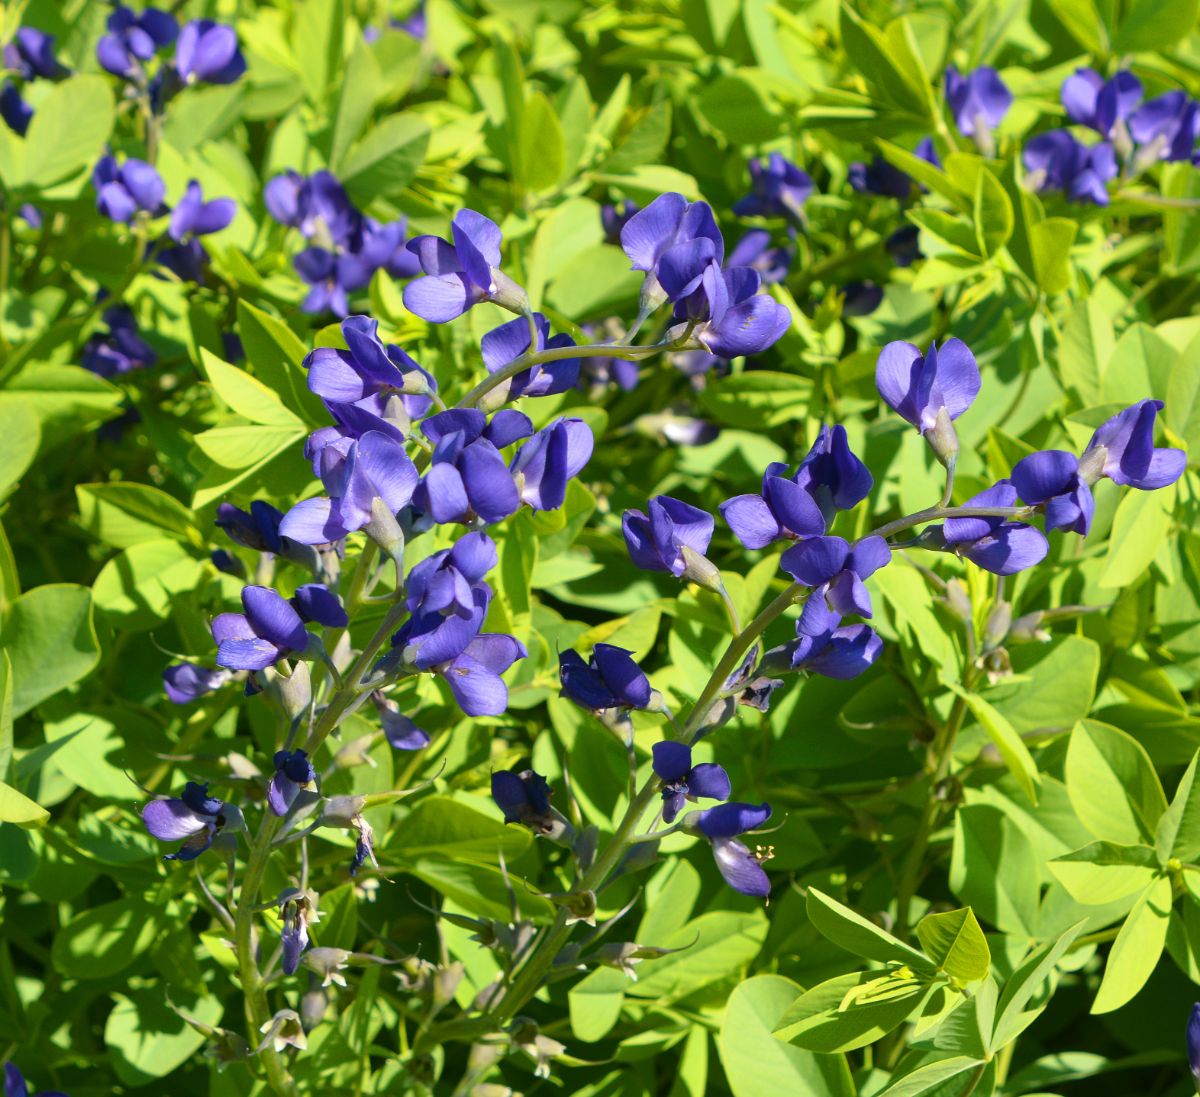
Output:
5,5,1200,1095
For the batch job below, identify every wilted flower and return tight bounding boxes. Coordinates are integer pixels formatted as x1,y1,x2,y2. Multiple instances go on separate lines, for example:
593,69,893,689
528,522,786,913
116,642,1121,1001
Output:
142,781,229,861
258,1009,307,1052
781,535,891,618
93,154,165,223
212,585,312,671
945,65,1012,140
491,769,572,841
651,741,731,822
268,750,317,817
403,209,528,322
559,644,652,712
683,801,773,897
173,20,246,85
97,6,178,78
372,692,430,751
733,152,813,218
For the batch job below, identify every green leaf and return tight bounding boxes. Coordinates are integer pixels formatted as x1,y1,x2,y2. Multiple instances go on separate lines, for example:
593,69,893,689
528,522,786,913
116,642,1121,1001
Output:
1100,480,1176,589
92,540,206,631
568,966,627,1043
237,300,327,425
1043,0,1106,51
1166,331,1200,455
330,38,382,170
1155,750,1200,863
908,208,980,257
877,1057,987,1096
718,975,856,1097
0,650,11,780
388,796,531,863
0,779,48,828
601,99,671,174
837,7,934,121
20,75,114,189
1058,297,1113,406
105,991,223,1086
1114,0,1200,50
696,71,783,144
0,396,39,500
52,898,161,979
1049,841,1160,905
877,138,968,211
516,90,565,193
990,920,1086,1051
974,167,1013,257
200,348,302,428
1091,874,1172,1014
774,970,932,1053
292,0,345,106
806,888,933,970
1,584,101,716
1065,720,1167,844
696,372,814,429
1030,218,1077,295
76,483,201,549
916,908,991,983
949,805,1043,936
953,686,1040,804
340,113,430,203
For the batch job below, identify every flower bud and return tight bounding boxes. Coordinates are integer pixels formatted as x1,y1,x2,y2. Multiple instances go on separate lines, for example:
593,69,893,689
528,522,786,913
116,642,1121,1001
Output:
259,1009,307,1052
943,579,972,621
1009,610,1050,642
983,601,1013,650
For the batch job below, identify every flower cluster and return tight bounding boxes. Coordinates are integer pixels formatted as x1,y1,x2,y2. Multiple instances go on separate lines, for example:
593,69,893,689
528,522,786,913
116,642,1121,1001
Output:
97,9,245,95
266,170,420,315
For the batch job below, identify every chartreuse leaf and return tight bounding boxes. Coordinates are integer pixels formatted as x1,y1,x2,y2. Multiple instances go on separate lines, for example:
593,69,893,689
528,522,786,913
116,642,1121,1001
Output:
237,299,327,425
718,975,855,1097
915,908,990,983
1091,874,1172,1014
0,397,39,500
199,348,302,428
20,75,114,189
76,483,202,549
989,920,1087,1051
876,1057,990,1096
1100,481,1176,588
952,686,1040,804
1064,720,1166,845
974,167,1013,257
1,584,101,716
517,91,565,193
1114,0,1200,50
773,969,933,1053
806,889,934,971
339,113,430,201
838,6,933,122
877,138,969,210
0,780,48,828
1030,218,1077,295
1155,750,1200,863
0,650,12,779
106,990,223,1086
568,966,627,1043
1049,841,1160,905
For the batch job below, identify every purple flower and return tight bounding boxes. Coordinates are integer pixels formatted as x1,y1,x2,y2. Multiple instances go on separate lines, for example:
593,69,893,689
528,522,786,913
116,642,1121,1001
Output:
290,583,347,628
726,229,792,284
685,801,773,897
1129,91,1200,162
765,597,882,680
876,338,980,463
305,315,435,420
142,781,227,861
407,531,496,618
601,199,638,244
722,426,872,547
267,169,361,247
481,314,580,402
294,246,372,317
1188,1003,1200,1084
491,769,560,833
358,217,422,278
403,209,527,322
4,1061,69,1097
886,224,922,267
280,430,419,545
945,65,1012,138
559,643,652,712
780,535,891,618
155,236,210,283
81,306,156,377
411,410,527,526
1083,398,1187,489
163,662,232,704
280,899,310,976
212,585,311,671
620,192,725,311
4,27,67,80
510,417,594,512
652,741,731,823
373,692,430,751
671,264,791,358
842,282,884,317
173,20,246,85
848,156,913,198
915,136,942,168
1011,452,1094,534
1062,68,1142,139
623,495,714,578
210,549,245,577
168,180,235,240
926,481,1049,574
268,749,316,816
93,154,165,222
0,82,31,135
733,153,813,218
217,500,286,553
97,6,178,78
1023,131,1117,206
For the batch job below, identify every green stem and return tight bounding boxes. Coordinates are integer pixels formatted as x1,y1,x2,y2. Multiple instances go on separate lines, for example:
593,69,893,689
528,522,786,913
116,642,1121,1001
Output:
871,505,1030,542
0,214,10,355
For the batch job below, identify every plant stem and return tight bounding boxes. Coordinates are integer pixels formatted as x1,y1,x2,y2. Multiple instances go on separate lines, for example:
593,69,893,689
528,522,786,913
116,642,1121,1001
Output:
870,505,1030,542
0,214,10,355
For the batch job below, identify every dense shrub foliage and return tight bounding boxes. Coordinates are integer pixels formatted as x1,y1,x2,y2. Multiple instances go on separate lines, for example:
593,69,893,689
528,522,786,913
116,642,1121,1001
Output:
2,1,1200,1095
